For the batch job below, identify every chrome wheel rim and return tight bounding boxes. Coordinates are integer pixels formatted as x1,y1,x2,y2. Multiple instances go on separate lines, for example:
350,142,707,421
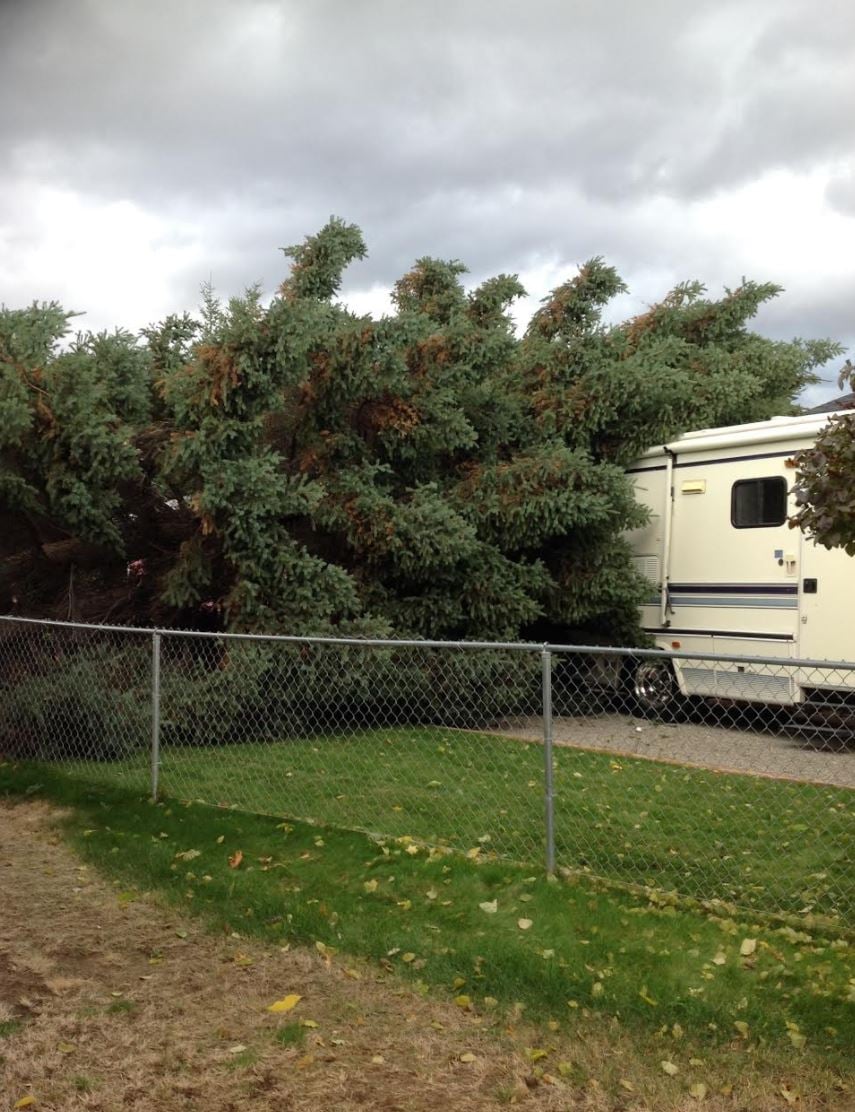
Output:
634,662,674,709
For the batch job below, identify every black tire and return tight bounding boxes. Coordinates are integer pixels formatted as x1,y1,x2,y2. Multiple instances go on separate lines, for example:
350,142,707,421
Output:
627,656,684,721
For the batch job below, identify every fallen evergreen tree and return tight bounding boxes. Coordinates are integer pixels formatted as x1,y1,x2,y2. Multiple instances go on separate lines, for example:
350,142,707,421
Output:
1,218,840,645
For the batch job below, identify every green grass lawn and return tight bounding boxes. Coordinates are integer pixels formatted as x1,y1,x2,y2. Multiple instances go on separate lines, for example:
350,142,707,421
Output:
36,726,854,927
1,761,853,1107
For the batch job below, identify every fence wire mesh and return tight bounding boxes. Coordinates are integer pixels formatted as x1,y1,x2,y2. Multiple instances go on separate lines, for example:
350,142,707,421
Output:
1,616,852,931
0,618,151,794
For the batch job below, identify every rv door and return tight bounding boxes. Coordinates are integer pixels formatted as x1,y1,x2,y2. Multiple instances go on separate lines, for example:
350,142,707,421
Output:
797,540,855,666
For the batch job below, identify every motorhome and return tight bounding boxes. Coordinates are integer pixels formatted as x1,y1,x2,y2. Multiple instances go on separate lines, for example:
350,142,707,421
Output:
625,410,855,714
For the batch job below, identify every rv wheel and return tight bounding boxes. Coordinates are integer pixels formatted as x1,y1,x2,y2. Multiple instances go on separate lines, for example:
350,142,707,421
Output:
632,658,679,717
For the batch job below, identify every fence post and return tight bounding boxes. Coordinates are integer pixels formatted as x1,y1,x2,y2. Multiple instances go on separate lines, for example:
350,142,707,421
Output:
541,646,555,875
150,631,162,802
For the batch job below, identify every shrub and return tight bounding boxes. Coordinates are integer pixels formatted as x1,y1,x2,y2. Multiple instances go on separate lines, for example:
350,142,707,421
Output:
0,642,150,761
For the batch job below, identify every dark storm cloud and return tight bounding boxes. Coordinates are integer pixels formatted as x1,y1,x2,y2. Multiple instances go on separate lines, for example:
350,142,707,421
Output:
5,0,853,209
1,0,853,391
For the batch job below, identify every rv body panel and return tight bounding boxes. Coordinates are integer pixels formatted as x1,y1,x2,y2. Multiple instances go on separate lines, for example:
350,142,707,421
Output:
797,540,855,693
627,412,855,705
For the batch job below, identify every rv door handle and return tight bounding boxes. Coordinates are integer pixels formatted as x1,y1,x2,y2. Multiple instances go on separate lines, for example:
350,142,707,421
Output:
803,578,818,594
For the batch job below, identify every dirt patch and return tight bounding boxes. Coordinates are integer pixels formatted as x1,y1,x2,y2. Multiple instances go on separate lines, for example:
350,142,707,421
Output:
0,953,47,1021
0,801,600,1111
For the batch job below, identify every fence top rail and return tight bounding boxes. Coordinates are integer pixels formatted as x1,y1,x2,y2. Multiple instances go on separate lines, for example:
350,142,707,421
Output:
3,612,855,673
0,613,541,652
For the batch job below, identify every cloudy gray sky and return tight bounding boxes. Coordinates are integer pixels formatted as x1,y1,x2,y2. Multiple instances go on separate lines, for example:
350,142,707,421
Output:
1,0,853,403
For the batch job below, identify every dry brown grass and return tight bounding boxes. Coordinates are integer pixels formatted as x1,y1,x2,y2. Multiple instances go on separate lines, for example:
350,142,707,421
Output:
0,802,848,1111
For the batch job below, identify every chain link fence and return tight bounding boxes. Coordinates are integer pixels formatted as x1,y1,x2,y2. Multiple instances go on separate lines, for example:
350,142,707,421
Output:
1,615,852,930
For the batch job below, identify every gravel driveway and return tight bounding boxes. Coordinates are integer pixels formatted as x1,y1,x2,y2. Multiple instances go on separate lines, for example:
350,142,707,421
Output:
493,713,855,789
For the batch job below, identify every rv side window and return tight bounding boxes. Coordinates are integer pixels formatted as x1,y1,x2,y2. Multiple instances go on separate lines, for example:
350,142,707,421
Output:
731,477,788,528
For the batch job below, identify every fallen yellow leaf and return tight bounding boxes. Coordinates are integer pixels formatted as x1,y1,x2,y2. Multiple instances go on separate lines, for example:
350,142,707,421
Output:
739,938,756,957
267,993,301,1013
363,878,378,893
459,1052,477,1063
14,1099,36,1110
660,1060,679,1076
517,918,533,930
454,994,471,1009
689,1081,707,1099
174,848,201,861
